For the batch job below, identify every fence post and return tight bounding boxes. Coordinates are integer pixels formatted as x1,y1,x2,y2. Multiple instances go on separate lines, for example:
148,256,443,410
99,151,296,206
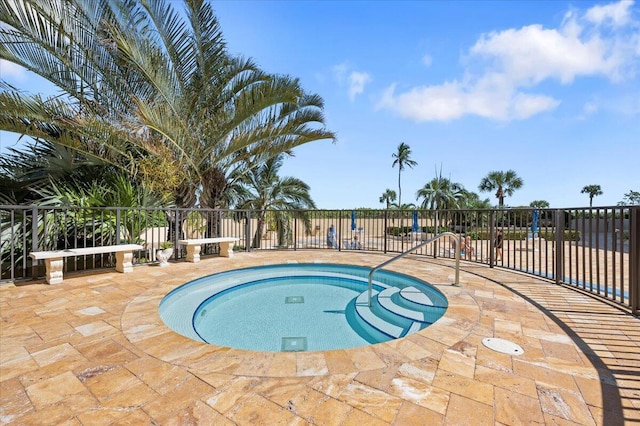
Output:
31,206,38,279
433,210,438,259
554,209,565,285
384,209,388,253
115,208,121,245
245,210,251,252
31,206,38,252
630,207,639,315
338,211,342,251
489,211,495,268
174,208,180,258
294,216,297,251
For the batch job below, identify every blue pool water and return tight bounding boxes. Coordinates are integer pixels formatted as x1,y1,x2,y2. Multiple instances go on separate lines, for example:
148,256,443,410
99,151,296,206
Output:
159,263,448,352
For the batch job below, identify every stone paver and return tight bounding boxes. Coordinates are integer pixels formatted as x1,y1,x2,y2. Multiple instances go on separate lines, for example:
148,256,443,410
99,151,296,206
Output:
1,251,639,425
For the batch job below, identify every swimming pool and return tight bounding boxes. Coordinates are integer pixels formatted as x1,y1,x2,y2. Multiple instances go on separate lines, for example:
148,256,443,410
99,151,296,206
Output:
159,263,448,352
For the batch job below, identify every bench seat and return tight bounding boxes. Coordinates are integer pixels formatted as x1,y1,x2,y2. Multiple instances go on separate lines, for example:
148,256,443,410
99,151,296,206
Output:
178,237,239,262
29,244,144,284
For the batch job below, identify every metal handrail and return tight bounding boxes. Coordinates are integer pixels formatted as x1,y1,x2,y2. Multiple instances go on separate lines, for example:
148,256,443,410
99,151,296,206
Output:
368,231,461,306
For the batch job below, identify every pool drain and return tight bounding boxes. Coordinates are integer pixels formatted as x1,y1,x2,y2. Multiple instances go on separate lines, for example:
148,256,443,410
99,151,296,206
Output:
285,296,304,304
282,337,307,351
482,338,524,355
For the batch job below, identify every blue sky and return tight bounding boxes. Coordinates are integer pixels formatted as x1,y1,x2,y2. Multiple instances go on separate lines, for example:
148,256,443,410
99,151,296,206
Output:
1,0,639,208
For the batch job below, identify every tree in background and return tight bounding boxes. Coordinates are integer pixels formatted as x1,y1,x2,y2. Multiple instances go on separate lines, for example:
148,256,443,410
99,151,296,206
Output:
617,190,640,206
530,200,550,208
478,170,524,208
581,185,603,207
391,143,417,209
416,175,465,211
0,0,335,209
459,192,492,209
416,171,465,234
0,140,110,205
392,202,417,210
379,189,397,210
235,154,315,248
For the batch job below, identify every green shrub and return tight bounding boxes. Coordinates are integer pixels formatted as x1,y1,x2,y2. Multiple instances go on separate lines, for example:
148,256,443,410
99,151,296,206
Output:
466,230,528,240
465,231,483,240
386,226,413,236
537,230,580,241
421,226,444,233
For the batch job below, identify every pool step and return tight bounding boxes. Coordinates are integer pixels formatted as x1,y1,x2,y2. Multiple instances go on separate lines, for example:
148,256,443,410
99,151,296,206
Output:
354,291,404,338
400,286,434,306
377,287,429,322
353,289,429,339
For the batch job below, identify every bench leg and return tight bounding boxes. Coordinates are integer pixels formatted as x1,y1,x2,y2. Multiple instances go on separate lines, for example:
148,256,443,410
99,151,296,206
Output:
219,242,234,258
45,258,64,284
185,245,201,263
115,251,134,273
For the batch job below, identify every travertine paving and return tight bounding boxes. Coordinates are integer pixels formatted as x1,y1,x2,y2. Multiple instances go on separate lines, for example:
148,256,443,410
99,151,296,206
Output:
1,251,639,425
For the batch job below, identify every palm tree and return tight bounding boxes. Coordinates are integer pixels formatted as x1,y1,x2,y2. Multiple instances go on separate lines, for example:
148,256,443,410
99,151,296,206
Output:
530,200,550,209
416,177,465,210
391,143,417,208
478,170,524,208
0,0,335,210
416,169,465,234
0,139,113,204
391,202,417,210
459,192,492,209
457,191,492,229
379,189,397,210
581,185,603,207
235,154,316,248
617,190,640,206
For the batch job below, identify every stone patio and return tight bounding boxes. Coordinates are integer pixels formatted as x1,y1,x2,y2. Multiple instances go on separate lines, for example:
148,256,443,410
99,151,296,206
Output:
1,250,639,425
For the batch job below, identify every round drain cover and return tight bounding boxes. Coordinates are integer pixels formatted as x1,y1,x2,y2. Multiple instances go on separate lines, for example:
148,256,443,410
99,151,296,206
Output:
482,338,524,355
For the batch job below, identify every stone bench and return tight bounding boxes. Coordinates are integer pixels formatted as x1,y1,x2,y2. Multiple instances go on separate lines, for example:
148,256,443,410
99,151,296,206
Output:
29,244,144,284
178,237,239,262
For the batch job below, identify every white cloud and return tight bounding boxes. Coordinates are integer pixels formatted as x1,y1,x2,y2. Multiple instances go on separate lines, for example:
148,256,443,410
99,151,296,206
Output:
378,0,640,122
0,59,27,81
347,71,371,101
332,62,349,83
422,54,432,67
332,62,372,100
377,80,560,122
469,24,616,84
511,93,561,119
585,0,634,27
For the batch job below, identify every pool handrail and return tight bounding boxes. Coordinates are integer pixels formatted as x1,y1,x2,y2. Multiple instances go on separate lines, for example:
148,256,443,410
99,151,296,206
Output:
368,231,461,306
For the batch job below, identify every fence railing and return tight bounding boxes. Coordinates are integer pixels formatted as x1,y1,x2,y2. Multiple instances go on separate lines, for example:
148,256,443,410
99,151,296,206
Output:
1,205,638,315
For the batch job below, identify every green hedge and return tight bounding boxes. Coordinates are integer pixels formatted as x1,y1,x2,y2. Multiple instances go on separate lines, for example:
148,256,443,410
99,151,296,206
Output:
537,230,581,241
385,227,582,241
386,226,413,236
464,229,580,241
465,230,528,240
386,226,443,236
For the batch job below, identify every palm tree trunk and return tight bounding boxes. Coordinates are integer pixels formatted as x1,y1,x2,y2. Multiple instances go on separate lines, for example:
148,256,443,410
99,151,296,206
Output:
253,215,265,248
398,169,402,207
496,187,504,208
201,168,228,209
